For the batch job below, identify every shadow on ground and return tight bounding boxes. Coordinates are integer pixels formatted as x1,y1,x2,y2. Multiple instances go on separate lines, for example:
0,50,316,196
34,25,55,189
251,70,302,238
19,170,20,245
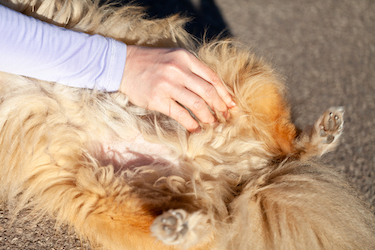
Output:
117,0,232,39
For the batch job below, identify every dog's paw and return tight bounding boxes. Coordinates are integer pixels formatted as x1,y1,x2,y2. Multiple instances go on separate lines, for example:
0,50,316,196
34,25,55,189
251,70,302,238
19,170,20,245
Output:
295,106,345,158
317,107,344,144
307,106,344,156
151,209,210,248
151,209,189,245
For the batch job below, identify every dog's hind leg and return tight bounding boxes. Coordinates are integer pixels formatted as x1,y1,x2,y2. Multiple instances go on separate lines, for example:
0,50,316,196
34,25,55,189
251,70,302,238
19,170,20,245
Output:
120,166,224,250
294,106,344,158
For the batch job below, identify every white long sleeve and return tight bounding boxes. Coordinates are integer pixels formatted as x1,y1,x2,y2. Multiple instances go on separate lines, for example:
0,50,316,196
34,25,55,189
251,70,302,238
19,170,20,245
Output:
0,4,127,92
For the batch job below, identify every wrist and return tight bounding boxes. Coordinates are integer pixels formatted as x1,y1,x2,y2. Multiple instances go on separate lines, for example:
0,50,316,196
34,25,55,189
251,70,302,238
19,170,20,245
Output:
119,45,136,95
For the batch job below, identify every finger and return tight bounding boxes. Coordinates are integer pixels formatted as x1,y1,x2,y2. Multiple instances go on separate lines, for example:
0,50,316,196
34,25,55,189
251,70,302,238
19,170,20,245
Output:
184,72,228,114
156,98,201,132
171,87,216,125
188,54,236,108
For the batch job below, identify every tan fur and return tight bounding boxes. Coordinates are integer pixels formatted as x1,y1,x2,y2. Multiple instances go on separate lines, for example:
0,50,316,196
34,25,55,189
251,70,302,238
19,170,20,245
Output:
0,0,374,249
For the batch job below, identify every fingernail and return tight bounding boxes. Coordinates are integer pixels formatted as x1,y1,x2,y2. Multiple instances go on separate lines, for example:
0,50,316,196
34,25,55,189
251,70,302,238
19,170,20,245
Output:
229,101,236,108
192,127,202,133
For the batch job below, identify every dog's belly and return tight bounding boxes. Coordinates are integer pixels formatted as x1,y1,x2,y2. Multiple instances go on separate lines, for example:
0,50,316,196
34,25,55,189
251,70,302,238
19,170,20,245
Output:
93,132,179,170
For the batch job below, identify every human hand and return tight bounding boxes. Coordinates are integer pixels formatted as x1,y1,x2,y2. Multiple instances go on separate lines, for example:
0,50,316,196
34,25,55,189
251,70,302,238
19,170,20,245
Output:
119,45,235,132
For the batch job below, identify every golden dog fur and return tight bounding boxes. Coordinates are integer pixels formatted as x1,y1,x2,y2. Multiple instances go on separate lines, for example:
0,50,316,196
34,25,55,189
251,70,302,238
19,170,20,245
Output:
0,0,375,249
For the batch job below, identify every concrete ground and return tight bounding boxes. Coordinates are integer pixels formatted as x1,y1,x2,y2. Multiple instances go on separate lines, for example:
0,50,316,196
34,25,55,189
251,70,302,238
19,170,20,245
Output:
1,0,374,249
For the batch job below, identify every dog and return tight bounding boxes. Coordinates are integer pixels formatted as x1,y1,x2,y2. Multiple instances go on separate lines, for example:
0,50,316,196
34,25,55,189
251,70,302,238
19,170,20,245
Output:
1,0,375,249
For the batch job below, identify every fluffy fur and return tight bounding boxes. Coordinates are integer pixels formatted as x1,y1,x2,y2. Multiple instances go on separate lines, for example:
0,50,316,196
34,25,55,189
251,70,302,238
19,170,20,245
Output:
0,0,375,249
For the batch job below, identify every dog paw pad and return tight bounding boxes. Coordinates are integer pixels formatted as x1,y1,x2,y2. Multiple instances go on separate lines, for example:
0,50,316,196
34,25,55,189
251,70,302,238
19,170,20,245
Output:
318,107,344,144
151,209,189,245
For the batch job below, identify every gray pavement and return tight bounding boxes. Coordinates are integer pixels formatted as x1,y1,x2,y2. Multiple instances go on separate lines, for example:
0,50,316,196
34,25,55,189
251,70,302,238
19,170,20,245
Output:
1,0,374,249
